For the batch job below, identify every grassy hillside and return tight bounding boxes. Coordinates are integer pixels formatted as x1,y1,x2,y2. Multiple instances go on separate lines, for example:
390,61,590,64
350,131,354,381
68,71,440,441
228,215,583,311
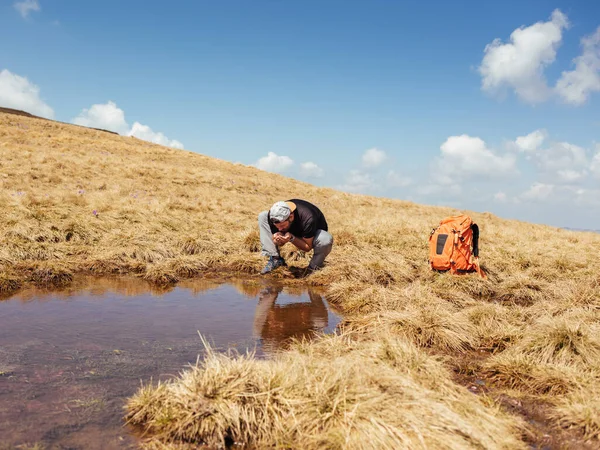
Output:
2,111,599,449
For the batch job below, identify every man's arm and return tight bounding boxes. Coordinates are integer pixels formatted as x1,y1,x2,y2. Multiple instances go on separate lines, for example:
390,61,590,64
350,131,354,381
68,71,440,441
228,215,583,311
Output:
285,233,313,252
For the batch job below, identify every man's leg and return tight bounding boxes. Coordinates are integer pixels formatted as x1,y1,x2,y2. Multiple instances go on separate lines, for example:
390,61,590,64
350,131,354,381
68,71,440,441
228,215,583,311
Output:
258,211,285,274
258,211,279,257
309,229,333,269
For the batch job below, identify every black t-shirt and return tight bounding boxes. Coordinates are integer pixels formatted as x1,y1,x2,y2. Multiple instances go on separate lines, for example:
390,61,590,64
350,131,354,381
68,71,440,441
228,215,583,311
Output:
268,199,328,239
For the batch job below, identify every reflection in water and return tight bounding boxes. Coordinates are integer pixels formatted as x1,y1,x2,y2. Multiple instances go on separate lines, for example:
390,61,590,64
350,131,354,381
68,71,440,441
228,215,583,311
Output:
7,276,223,303
253,286,329,351
0,277,341,449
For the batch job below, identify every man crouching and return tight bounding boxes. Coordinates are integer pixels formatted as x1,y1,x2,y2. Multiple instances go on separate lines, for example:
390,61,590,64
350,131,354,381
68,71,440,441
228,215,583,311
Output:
258,199,333,275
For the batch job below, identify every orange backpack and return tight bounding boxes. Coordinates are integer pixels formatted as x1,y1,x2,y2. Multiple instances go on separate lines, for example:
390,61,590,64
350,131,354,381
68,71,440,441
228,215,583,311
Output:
428,215,486,279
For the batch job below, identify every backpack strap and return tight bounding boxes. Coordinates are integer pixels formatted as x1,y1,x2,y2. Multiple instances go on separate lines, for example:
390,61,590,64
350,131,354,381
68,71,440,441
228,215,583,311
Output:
470,223,487,279
471,223,479,257
473,258,487,279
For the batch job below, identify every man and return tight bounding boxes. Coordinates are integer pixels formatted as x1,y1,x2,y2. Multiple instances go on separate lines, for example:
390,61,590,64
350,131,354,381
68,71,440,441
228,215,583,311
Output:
252,286,329,350
258,199,333,274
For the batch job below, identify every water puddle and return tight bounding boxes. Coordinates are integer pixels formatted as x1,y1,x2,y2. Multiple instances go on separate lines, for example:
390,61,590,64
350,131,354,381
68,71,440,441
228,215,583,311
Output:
0,277,341,449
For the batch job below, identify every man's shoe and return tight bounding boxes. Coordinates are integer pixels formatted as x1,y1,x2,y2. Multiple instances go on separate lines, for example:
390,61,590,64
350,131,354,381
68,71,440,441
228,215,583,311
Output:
261,256,286,274
302,264,319,277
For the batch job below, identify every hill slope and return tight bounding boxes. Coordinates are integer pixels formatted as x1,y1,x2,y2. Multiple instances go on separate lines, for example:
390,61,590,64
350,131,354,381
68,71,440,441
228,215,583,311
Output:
2,111,600,449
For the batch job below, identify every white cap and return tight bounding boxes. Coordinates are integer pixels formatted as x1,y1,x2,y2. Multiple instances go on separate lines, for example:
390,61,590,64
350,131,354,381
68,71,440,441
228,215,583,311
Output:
269,201,296,222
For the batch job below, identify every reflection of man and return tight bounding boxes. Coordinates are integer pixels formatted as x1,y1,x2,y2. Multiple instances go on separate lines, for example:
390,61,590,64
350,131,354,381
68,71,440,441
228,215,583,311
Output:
252,286,329,351
258,199,333,274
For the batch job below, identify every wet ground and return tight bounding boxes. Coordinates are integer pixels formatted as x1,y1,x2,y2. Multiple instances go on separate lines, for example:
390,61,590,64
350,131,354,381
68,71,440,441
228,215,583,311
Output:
0,277,341,449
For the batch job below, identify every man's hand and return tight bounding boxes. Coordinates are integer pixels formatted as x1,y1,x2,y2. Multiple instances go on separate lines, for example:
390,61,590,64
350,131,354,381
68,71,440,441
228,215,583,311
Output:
272,232,291,246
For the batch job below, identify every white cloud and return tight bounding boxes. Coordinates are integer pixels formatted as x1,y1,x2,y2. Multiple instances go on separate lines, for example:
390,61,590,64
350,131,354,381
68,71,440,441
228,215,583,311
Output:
556,27,600,105
299,161,324,178
415,183,462,197
513,131,595,186
128,122,184,149
571,187,600,207
362,147,387,168
254,152,294,173
591,147,600,178
14,0,40,18
519,183,600,207
72,101,129,134
71,101,184,148
511,130,591,184
386,170,411,188
0,69,54,118
435,134,517,182
514,129,547,152
479,9,569,104
534,141,588,173
338,170,376,193
494,192,508,202
513,132,590,185
557,169,587,183
520,182,554,201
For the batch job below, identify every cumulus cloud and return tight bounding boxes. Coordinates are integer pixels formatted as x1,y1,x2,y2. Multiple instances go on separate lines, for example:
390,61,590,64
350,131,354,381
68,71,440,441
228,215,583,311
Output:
591,147,600,178
571,187,600,207
386,170,411,188
556,27,600,105
72,101,129,134
71,101,184,148
557,169,587,183
434,134,517,182
14,0,40,18
512,131,590,185
534,142,588,173
519,183,600,207
514,129,547,152
362,147,387,168
0,69,54,118
128,122,184,149
415,183,462,197
494,192,508,202
520,182,555,201
299,161,324,178
254,152,294,173
479,9,569,104
338,170,376,193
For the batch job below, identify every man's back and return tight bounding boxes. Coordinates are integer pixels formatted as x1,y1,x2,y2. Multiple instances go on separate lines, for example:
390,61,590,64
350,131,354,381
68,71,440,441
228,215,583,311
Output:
268,199,327,238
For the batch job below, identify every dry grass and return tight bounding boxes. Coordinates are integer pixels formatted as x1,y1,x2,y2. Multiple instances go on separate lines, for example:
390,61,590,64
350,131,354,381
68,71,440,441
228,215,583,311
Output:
550,381,600,441
2,111,600,447
127,334,526,450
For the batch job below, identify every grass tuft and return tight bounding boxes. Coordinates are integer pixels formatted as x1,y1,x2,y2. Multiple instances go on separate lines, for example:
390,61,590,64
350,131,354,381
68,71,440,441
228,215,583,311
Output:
29,264,73,287
0,270,22,294
500,314,600,368
482,353,580,395
550,382,600,441
126,334,526,449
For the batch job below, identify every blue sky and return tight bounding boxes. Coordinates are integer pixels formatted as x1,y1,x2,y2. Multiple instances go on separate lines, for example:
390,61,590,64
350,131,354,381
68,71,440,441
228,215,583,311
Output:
1,1,599,229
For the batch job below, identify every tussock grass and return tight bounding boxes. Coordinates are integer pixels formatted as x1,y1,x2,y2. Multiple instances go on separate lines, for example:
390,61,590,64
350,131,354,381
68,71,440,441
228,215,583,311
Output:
127,334,526,449
350,307,476,353
551,381,600,441
2,111,600,446
490,313,600,368
482,311,600,397
0,269,21,295
481,353,581,395
28,262,74,287
464,303,523,352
